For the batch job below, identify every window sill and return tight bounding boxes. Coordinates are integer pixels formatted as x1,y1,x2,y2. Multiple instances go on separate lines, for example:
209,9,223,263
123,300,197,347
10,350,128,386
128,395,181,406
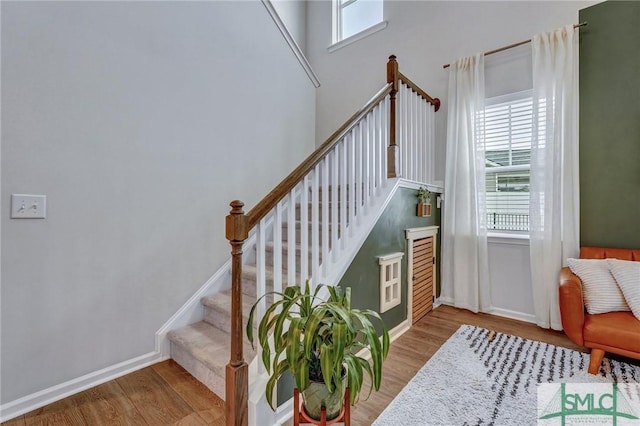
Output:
328,21,388,53
488,232,529,246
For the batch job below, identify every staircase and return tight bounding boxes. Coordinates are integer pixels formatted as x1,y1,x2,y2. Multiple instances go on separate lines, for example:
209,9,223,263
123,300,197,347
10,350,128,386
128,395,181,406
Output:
164,55,441,426
167,192,329,398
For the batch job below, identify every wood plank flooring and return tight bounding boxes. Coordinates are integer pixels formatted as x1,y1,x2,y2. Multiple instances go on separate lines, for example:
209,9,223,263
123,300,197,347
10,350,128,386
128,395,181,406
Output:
2,361,225,426
4,305,622,426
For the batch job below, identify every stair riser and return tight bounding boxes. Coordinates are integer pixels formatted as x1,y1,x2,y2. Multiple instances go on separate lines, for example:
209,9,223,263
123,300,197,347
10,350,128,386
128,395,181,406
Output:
294,204,347,221
262,248,327,273
281,222,340,242
170,342,225,400
241,277,277,300
203,303,257,336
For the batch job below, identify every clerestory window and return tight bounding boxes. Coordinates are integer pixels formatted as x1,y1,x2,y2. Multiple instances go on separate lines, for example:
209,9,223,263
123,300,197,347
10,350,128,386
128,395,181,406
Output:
333,0,384,44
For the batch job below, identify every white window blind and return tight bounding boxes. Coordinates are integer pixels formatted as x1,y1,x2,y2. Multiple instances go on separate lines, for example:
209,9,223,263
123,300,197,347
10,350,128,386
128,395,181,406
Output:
483,91,533,232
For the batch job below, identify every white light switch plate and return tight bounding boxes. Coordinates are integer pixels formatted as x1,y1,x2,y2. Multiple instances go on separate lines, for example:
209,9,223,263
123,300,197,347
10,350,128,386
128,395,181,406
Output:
11,194,47,219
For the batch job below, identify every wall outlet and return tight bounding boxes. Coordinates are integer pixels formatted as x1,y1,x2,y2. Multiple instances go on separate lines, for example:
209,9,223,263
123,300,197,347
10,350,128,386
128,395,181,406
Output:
11,194,47,219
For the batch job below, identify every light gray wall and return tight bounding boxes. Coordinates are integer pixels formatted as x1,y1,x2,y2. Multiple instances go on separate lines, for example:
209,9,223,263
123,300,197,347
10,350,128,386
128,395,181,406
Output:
1,1,315,403
306,0,597,181
272,0,308,54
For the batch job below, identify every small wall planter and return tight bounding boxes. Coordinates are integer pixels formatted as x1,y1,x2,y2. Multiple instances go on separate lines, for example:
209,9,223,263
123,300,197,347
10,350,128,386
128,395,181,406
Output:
417,202,432,217
416,187,432,217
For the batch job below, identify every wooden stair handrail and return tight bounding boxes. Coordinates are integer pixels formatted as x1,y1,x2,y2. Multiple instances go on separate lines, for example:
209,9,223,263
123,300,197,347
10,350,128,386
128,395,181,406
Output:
398,72,441,111
246,83,393,230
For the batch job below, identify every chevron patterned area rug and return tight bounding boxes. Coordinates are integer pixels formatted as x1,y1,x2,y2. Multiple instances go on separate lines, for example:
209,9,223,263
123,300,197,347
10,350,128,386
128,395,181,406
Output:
373,325,640,425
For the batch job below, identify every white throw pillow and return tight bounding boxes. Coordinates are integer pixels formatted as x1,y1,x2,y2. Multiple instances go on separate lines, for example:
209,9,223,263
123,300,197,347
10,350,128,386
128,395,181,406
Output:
566,258,629,314
607,258,640,320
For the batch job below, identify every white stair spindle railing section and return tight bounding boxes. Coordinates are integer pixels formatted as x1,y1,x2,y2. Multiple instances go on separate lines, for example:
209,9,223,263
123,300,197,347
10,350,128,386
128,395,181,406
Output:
223,56,440,425
396,72,440,183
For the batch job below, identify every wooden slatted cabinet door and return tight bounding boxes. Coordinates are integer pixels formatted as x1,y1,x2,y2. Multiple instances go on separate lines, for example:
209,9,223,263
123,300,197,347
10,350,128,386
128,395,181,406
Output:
412,236,433,324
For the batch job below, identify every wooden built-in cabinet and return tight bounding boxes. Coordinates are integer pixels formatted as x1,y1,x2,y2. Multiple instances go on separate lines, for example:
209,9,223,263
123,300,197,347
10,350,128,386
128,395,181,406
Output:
406,226,439,324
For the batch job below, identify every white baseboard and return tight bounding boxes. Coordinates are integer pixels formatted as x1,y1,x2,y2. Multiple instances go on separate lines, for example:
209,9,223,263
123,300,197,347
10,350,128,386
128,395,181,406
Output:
487,306,536,324
0,351,166,422
438,298,536,325
389,319,411,343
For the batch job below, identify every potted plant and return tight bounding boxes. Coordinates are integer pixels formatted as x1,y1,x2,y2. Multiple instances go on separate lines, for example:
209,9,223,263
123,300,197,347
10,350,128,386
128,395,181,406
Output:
246,281,390,421
417,186,432,217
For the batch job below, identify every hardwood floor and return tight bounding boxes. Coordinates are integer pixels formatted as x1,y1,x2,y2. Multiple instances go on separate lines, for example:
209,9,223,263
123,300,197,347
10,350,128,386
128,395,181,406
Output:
2,306,593,425
2,361,225,426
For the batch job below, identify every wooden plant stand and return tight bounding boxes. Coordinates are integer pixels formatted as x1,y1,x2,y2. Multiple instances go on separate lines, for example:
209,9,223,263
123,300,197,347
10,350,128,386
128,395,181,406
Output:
293,388,350,426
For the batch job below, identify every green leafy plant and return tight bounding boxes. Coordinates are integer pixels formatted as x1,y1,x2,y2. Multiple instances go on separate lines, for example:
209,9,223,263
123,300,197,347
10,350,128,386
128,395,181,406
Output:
246,281,390,410
417,186,431,203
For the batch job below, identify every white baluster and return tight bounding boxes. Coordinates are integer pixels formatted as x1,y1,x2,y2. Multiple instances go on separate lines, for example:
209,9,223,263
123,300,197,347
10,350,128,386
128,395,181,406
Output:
404,85,410,178
287,190,296,289
419,98,427,182
356,122,363,222
363,114,370,211
321,156,329,277
340,138,348,248
256,217,267,374
424,100,429,183
349,130,356,234
412,87,418,181
415,91,420,182
398,85,403,178
300,175,309,284
430,104,435,183
311,165,320,290
273,201,283,294
406,86,412,180
374,104,381,192
331,147,339,262
382,96,388,187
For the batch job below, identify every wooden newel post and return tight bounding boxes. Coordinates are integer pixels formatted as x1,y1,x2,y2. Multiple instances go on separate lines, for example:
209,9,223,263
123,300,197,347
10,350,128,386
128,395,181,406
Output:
387,55,399,178
225,200,249,426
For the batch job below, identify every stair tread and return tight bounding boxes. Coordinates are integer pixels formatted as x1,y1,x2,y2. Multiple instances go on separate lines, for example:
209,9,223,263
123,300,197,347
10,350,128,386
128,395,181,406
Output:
168,322,255,372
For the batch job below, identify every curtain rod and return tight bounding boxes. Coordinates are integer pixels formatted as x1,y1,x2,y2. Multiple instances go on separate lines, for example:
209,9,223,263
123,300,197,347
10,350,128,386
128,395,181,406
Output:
442,22,588,69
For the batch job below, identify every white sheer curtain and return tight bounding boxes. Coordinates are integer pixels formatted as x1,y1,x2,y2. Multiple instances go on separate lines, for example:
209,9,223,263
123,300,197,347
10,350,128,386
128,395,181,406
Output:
530,25,580,330
441,54,491,313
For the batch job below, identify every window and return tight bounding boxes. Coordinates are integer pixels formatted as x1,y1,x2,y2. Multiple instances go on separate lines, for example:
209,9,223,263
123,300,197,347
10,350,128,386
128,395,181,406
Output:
333,0,384,44
482,91,533,233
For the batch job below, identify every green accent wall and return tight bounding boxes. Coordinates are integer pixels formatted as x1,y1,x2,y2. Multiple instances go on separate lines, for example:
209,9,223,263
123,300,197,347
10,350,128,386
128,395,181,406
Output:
579,1,640,249
277,186,441,405
338,187,441,331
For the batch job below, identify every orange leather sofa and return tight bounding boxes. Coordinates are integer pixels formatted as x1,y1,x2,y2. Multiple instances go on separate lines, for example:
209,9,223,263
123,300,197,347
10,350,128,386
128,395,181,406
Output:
559,246,640,374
